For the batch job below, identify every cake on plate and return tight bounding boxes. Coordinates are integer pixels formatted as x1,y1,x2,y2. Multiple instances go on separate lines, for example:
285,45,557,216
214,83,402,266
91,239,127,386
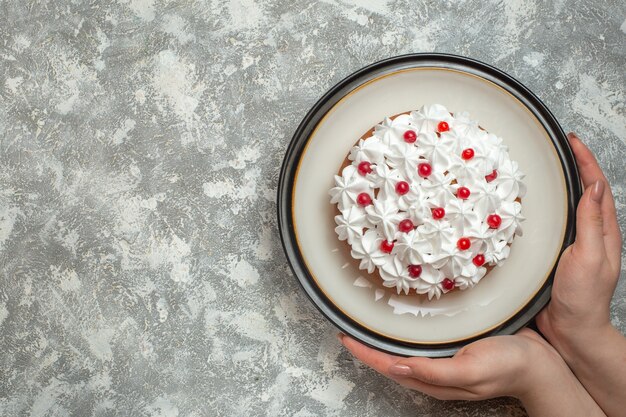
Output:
329,104,526,300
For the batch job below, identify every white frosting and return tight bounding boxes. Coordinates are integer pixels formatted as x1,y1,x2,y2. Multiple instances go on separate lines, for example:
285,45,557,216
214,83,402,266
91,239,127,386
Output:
349,136,386,165
421,172,456,206
386,142,423,179
371,164,401,199
470,180,501,219
430,241,476,278
453,111,482,138
412,264,445,300
454,266,487,290
379,256,415,295
365,199,402,241
410,104,452,134
445,199,481,236
418,131,456,172
417,218,455,256
329,165,370,211
395,229,432,265
334,206,369,245
496,200,525,242
350,230,386,273
493,158,527,201
330,104,525,299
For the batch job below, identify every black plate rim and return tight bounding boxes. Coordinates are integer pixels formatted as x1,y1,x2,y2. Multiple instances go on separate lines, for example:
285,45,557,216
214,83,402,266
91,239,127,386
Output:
277,53,582,357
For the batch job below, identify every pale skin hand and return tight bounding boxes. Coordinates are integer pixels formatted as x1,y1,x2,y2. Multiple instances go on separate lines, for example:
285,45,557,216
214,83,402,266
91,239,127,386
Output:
536,132,626,417
338,328,604,417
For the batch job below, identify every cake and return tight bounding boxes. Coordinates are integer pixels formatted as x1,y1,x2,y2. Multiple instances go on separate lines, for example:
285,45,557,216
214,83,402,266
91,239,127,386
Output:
329,104,526,300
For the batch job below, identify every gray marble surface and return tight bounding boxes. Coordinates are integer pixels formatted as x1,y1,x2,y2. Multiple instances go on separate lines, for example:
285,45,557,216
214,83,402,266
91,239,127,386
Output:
0,1,624,416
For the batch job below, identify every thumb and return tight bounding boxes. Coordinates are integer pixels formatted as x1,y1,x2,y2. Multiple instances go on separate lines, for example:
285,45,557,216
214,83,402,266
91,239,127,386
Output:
574,180,605,255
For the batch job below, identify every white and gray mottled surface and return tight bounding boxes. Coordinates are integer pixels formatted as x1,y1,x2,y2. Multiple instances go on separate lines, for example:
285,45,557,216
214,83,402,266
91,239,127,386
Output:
0,1,624,416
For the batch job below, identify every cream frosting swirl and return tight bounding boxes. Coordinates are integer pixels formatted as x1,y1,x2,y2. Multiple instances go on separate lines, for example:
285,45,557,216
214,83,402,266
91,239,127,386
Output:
350,230,386,273
334,206,369,245
329,165,370,211
365,199,402,241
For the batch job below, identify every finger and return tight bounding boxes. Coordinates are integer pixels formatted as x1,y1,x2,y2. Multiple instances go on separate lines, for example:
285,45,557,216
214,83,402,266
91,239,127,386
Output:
567,133,622,264
340,335,402,376
567,132,608,188
390,355,477,387
571,180,606,258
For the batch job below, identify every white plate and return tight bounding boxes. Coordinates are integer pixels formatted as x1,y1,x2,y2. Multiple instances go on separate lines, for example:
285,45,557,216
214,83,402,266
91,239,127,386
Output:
279,54,580,356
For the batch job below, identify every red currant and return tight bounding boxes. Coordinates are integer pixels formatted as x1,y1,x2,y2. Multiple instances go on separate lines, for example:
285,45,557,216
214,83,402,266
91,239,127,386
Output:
418,162,432,177
356,193,372,206
437,121,449,133
403,130,417,143
357,161,372,176
457,186,470,200
408,264,422,278
380,240,394,253
473,254,485,267
485,169,498,182
395,181,410,195
487,214,502,229
461,148,474,160
457,237,471,250
398,219,414,233
442,278,455,290
431,207,445,220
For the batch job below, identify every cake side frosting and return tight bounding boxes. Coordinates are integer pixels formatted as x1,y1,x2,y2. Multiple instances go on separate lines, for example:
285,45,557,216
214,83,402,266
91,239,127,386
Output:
329,104,526,300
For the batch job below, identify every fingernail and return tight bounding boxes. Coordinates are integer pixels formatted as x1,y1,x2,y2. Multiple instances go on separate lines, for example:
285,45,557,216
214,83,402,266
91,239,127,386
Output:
567,132,579,142
389,364,413,376
336,333,344,344
591,180,604,203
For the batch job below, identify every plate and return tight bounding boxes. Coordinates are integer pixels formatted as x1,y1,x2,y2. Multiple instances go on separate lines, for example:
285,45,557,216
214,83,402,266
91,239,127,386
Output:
277,53,582,357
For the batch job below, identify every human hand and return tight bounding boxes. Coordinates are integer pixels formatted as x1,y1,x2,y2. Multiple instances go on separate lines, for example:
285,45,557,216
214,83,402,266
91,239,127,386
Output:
536,132,622,349
535,132,625,417
339,329,603,416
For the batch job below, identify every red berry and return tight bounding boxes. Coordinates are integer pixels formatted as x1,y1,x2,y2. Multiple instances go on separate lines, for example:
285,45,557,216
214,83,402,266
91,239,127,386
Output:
380,240,394,253
457,186,470,200
442,278,455,290
408,264,422,278
431,207,445,220
395,181,410,195
485,169,498,182
357,161,372,176
473,254,485,267
437,121,449,133
356,193,372,206
457,237,471,250
418,162,432,177
403,130,417,143
487,214,502,229
461,148,474,160
398,219,414,233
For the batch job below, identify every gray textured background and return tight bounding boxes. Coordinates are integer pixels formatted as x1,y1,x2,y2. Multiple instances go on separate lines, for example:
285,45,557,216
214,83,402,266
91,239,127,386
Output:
0,0,624,416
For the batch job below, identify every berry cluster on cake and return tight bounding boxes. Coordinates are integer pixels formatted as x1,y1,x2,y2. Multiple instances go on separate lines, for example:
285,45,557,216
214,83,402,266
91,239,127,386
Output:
329,104,526,300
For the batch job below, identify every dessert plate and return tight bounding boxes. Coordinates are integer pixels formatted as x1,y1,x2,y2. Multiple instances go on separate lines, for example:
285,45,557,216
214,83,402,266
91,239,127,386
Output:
277,53,582,357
